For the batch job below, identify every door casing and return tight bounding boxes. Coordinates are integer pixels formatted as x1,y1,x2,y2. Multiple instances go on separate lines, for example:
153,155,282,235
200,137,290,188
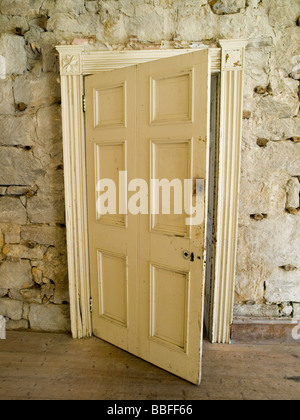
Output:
56,40,248,344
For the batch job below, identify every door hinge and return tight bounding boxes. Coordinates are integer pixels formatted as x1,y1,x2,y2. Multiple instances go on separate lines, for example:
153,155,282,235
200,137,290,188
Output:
89,297,93,313
82,95,86,112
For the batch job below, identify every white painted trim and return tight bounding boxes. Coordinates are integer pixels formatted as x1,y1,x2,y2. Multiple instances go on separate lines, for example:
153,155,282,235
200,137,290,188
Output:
212,39,248,344
56,43,246,343
57,46,221,75
57,45,91,339
82,48,221,74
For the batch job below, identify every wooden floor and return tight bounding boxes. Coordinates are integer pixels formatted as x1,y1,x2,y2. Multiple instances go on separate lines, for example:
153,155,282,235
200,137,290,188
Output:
0,331,299,400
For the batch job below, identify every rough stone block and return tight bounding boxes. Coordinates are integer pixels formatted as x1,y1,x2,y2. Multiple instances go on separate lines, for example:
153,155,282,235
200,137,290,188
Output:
234,303,281,318
2,225,21,244
242,141,300,183
0,148,43,186
0,289,8,298
239,177,286,221
257,94,299,119
235,263,271,303
235,213,300,303
84,0,98,13
41,283,55,302
52,284,69,305
38,167,64,195
36,105,62,143
271,27,300,76
21,225,66,249
38,32,59,73
19,287,42,304
0,79,15,115
280,302,293,317
42,256,68,286
209,0,245,15
247,115,300,143
0,298,23,321
0,115,36,147
293,303,300,319
1,0,43,16
268,2,300,29
128,11,165,43
22,302,30,320
0,260,34,290
32,267,43,285
286,177,300,210
265,269,300,303
242,216,300,268
3,244,46,260
14,72,61,109
0,197,27,224
43,0,85,15
47,13,100,35
0,230,3,250
0,34,26,75
0,15,29,34
5,319,29,330
6,186,37,197
27,193,65,224
29,303,70,332
176,4,216,41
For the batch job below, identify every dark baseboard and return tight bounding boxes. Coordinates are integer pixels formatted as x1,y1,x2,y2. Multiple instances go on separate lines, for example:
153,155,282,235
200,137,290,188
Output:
231,318,300,344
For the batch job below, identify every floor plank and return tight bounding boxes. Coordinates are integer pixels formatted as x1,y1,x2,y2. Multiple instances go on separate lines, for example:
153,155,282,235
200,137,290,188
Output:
0,331,299,400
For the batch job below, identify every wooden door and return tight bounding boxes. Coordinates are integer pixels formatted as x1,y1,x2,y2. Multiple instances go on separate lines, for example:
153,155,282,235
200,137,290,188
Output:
85,50,210,385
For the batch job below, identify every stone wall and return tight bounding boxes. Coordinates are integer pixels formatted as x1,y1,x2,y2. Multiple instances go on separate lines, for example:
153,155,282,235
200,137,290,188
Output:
0,0,299,331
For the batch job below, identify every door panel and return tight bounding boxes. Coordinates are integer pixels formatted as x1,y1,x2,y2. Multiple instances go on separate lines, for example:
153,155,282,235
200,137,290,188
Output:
93,83,126,129
94,141,127,227
150,139,192,237
150,264,190,352
150,71,193,124
85,50,210,385
97,249,128,328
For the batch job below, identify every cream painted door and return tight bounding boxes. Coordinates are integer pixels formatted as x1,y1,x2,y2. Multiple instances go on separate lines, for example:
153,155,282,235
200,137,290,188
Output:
85,50,210,385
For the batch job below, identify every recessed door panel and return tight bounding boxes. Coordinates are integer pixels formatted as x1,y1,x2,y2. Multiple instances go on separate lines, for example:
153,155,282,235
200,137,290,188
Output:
150,264,189,352
97,250,128,327
151,139,192,237
94,83,126,129
151,71,193,124
94,141,127,227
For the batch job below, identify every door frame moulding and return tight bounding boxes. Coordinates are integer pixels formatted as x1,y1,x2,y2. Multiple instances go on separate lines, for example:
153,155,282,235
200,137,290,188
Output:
56,40,248,343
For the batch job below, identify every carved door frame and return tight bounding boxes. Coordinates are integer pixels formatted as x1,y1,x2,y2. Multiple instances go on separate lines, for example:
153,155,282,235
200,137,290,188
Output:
56,39,248,344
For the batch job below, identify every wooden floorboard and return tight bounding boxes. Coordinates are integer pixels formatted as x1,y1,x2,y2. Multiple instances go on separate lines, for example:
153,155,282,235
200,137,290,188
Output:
0,331,299,400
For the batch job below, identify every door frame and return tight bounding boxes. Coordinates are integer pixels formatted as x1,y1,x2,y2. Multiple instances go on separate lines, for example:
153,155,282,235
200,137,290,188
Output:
56,39,248,344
